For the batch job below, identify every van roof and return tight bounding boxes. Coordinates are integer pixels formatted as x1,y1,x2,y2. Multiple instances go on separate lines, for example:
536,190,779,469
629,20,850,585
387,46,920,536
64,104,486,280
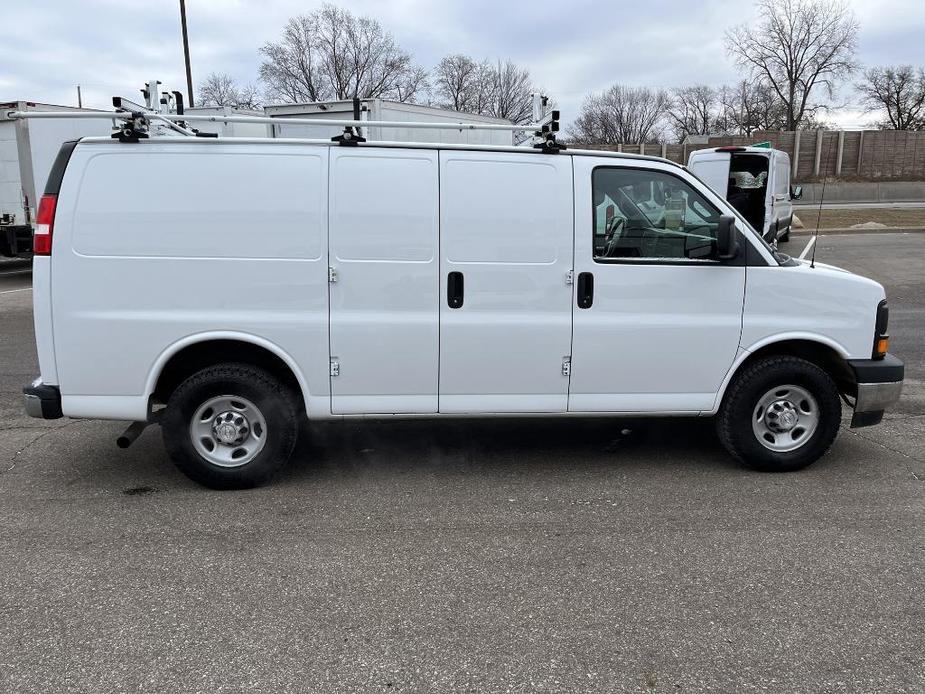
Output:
696,146,780,156
75,135,685,168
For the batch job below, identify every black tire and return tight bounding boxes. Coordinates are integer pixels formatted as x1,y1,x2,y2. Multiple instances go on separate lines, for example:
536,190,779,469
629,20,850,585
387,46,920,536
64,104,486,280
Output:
162,363,299,489
717,356,841,472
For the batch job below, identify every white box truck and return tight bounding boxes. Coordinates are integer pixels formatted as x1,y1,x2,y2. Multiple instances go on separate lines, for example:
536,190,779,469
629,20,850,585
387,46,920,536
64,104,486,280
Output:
265,99,515,145
18,109,902,489
184,106,274,138
0,102,115,256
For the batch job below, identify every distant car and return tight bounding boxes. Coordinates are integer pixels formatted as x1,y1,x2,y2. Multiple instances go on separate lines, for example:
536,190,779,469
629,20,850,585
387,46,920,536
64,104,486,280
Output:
688,146,802,246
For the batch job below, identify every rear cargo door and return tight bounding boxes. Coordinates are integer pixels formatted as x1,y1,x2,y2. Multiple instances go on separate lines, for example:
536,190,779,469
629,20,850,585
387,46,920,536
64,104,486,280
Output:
687,152,731,199
328,147,440,414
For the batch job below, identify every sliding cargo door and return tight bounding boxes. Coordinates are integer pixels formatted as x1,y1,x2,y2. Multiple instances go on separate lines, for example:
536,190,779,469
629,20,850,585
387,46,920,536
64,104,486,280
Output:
328,148,440,414
438,151,574,413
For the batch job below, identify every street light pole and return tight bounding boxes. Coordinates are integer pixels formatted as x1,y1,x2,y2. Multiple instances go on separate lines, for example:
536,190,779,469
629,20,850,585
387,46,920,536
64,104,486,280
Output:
179,0,194,107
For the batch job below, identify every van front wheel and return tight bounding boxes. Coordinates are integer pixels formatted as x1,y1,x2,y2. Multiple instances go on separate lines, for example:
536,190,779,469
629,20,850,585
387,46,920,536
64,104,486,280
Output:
717,356,841,472
162,364,298,489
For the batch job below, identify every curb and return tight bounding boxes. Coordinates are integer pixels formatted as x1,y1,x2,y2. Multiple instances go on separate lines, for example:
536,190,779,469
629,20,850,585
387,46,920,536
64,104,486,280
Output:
789,226,925,236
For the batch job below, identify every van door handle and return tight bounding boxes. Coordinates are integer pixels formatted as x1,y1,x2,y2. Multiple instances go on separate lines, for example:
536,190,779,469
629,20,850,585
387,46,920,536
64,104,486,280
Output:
447,271,464,309
577,272,593,309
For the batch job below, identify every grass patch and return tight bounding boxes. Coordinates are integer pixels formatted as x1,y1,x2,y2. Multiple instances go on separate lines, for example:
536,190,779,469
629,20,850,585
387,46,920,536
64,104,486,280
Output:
795,208,925,230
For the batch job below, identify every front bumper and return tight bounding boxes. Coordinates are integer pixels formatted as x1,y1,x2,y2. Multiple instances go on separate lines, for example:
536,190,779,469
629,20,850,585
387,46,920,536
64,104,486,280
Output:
847,354,904,428
23,379,63,419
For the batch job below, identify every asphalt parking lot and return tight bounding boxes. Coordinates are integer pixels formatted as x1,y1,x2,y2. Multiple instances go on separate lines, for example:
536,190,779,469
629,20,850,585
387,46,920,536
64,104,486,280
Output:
1,235,923,692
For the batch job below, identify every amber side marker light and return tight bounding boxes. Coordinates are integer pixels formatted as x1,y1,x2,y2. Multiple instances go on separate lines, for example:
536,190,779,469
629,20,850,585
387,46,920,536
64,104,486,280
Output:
873,300,890,359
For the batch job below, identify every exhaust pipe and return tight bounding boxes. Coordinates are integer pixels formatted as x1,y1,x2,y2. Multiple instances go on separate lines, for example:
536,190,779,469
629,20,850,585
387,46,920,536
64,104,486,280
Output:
117,421,148,449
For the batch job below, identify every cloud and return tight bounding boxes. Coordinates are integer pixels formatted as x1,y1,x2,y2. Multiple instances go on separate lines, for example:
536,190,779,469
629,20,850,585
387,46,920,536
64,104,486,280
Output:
1,0,922,126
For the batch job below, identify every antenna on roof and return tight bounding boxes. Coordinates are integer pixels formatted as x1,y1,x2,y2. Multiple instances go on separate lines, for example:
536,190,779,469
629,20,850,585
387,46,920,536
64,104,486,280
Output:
809,132,834,269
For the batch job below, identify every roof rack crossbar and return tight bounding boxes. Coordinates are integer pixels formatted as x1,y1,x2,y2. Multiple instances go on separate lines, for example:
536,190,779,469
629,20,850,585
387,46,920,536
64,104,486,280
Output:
7,109,545,132
6,107,566,153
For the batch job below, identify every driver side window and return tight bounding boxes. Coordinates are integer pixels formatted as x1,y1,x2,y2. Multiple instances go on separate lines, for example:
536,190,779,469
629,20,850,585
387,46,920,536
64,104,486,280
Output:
593,167,721,262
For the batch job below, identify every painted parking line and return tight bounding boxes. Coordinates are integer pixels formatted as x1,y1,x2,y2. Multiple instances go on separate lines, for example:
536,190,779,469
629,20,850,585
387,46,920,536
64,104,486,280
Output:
799,235,819,260
0,287,32,295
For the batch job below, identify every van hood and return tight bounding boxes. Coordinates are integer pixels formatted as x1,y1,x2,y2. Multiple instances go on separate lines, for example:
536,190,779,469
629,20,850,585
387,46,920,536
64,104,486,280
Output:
789,256,884,300
793,258,849,273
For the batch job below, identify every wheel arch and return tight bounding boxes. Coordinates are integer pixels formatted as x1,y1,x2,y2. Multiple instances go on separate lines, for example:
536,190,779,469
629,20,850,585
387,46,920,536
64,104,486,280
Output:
146,332,310,414
712,335,855,414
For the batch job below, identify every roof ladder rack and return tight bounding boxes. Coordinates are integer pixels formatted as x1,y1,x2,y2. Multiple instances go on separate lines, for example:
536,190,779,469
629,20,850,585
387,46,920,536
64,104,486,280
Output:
331,97,367,146
6,98,566,153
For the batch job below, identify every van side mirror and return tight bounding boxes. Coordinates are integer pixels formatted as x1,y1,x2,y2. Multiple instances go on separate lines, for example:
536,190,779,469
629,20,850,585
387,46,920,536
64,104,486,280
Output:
790,185,803,200
715,215,739,260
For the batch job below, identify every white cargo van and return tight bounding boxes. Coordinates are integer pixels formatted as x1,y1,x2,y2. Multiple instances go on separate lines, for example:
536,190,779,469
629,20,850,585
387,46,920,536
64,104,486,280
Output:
688,146,800,246
22,130,903,488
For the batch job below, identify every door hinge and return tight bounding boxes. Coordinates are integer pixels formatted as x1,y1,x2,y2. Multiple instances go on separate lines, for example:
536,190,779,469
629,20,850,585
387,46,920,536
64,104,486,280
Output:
565,270,574,285
561,356,571,377
328,266,338,283
330,358,340,377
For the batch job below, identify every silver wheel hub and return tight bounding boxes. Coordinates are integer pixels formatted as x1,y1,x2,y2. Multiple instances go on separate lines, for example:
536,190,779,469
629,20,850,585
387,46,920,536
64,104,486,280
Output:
212,411,249,445
190,395,267,468
752,385,820,453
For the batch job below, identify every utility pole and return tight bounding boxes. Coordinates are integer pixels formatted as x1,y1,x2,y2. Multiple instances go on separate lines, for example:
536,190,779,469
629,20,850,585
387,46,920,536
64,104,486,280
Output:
179,0,194,107
77,84,82,108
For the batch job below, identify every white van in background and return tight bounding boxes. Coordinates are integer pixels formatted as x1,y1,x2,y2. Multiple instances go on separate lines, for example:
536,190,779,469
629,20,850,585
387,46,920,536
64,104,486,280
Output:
688,146,801,246
23,134,902,488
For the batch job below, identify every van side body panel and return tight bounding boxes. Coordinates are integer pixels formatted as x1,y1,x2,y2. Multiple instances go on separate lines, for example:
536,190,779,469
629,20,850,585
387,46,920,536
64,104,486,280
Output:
51,141,330,420
437,150,575,413
328,147,440,414
31,256,58,385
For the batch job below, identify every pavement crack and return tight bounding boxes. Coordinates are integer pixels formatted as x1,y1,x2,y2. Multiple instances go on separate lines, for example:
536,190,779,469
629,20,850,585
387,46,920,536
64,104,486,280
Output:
843,425,925,476
3,421,78,475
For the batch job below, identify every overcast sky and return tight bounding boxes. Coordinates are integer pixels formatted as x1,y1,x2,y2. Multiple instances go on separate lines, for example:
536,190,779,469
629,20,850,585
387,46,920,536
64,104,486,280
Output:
2,0,923,128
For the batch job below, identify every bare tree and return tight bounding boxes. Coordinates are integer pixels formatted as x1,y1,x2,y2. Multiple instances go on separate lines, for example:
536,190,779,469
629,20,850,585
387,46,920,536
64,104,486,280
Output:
432,55,545,123
857,65,925,130
198,72,261,110
433,55,482,112
667,85,720,142
259,3,427,104
725,0,859,130
716,79,787,135
487,60,535,123
569,85,670,144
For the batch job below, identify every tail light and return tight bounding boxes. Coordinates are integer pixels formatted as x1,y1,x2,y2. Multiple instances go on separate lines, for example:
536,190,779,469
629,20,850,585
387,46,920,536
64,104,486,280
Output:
34,194,57,255
873,300,889,359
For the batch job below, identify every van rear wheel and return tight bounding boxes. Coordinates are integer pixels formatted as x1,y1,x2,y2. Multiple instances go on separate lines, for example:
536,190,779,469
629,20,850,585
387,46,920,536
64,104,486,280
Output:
717,356,841,472
162,363,298,489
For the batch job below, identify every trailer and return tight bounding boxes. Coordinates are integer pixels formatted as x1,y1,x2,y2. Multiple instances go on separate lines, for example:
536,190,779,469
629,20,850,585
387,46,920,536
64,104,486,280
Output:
264,99,516,145
0,102,115,256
